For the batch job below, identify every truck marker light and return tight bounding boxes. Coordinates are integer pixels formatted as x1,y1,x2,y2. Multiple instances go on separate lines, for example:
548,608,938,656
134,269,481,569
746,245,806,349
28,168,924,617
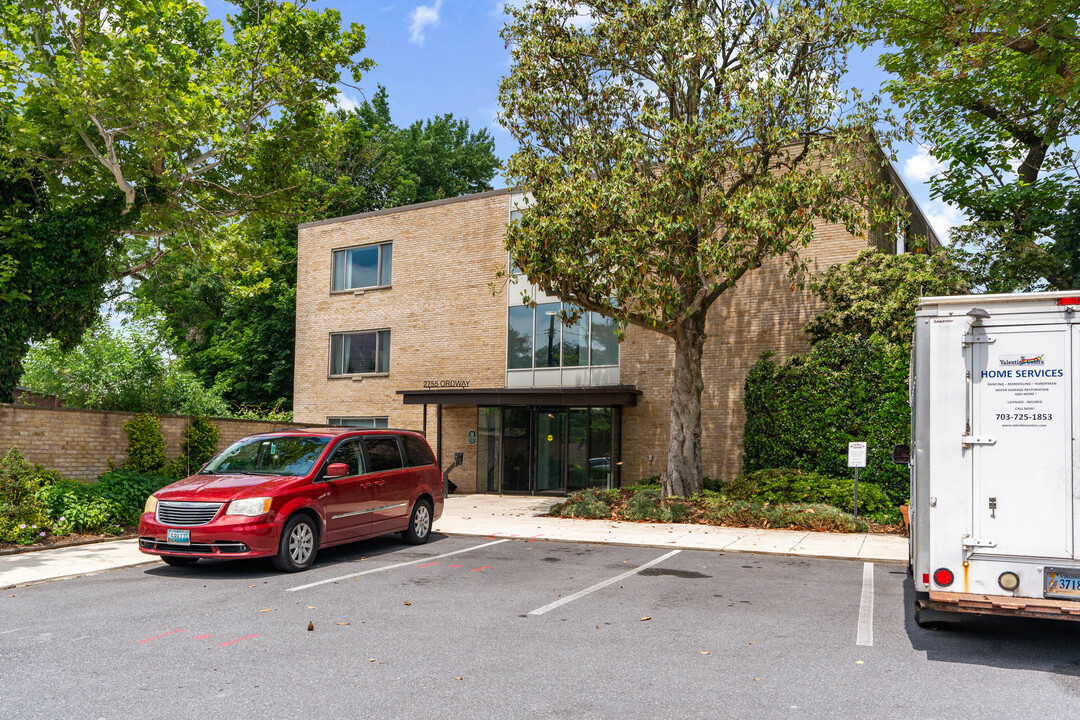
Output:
1057,297,1079,306
933,568,954,587
922,573,929,585
998,571,1020,591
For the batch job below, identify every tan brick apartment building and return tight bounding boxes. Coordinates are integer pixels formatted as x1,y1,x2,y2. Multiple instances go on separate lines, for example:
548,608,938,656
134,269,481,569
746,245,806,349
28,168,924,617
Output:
294,174,937,495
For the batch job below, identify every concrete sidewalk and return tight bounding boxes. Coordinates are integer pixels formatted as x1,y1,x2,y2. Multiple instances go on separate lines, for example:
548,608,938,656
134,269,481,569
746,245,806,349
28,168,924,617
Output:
434,495,908,563
0,494,908,589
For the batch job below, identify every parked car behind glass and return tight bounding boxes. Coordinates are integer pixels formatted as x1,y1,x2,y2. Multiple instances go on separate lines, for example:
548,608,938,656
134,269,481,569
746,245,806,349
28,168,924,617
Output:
138,428,444,572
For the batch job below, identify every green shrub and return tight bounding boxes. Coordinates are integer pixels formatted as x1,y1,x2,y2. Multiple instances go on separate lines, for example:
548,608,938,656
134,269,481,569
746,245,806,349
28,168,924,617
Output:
164,416,220,478
123,414,168,475
0,447,49,544
551,489,612,519
742,335,910,504
37,470,172,531
722,468,891,516
621,488,690,523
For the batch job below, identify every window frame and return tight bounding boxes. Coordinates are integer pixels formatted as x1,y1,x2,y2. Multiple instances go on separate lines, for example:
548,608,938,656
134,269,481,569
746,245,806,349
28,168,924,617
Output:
328,329,391,377
327,417,390,428
331,241,393,293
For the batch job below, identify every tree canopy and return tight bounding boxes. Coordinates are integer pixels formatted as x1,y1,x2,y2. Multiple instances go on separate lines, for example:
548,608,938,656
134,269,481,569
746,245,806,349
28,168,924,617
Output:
20,320,229,416
0,0,371,278
804,249,969,346
499,0,902,496
0,165,128,399
853,0,1080,291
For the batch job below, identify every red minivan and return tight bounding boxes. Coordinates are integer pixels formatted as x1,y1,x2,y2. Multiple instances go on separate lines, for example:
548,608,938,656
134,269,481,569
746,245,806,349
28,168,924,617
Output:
137,428,444,572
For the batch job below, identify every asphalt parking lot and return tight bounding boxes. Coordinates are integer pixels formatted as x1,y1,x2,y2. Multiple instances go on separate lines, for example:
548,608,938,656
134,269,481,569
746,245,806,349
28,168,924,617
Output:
4,534,1080,719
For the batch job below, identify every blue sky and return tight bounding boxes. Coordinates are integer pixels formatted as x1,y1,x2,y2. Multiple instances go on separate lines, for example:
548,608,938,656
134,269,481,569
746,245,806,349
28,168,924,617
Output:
201,0,961,242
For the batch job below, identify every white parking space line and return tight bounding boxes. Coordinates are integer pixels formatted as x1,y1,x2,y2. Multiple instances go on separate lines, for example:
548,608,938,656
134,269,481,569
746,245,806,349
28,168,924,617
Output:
528,549,682,616
856,562,874,647
285,539,510,592
0,628,22,635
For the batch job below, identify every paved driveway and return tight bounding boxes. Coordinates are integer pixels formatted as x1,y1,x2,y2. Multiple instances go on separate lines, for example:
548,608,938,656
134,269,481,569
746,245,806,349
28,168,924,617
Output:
3,534,1078,719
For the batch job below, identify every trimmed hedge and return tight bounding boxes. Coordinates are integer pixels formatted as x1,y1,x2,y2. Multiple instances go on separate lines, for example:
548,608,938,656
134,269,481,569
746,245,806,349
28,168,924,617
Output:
742,334,910,505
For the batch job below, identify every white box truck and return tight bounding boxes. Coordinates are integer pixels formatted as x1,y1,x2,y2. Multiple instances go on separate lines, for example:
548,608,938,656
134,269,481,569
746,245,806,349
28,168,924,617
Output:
903,290,1080,627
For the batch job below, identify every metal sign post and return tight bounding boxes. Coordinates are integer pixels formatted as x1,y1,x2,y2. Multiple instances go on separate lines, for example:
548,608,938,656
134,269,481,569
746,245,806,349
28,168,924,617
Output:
847,442,867,518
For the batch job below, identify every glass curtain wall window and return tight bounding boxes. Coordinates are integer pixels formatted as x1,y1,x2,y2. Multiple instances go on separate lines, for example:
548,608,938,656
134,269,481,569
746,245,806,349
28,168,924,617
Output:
332,243,393,291
330,331,391,375
507,303,619,369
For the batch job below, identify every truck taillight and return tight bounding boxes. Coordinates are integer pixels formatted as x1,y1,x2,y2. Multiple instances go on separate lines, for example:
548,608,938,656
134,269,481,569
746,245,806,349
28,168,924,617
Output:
933,568,954,587
1057,297,1079,306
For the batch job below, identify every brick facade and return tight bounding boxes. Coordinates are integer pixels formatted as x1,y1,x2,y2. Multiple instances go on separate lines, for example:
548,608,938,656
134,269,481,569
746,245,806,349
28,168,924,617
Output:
0,405,324,481
294,172,938,492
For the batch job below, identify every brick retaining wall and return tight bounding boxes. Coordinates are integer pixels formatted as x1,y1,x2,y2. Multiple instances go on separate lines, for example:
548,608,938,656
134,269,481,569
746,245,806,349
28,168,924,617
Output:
0,404,327,481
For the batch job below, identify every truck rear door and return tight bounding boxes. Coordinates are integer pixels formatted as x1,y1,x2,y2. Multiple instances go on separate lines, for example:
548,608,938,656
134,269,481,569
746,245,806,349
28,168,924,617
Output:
968,321,1073,559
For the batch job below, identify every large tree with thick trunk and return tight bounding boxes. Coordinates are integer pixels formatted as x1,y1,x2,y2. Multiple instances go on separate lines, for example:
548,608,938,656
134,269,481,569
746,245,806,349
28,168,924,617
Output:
498,0,901,496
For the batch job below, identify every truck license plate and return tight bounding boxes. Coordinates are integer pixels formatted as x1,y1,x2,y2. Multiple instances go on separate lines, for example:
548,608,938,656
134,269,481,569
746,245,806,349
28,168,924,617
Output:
1044,567,1080,600
166,529,190,546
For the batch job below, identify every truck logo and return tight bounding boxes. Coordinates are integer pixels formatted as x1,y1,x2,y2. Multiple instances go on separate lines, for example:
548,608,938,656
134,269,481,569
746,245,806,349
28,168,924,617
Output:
1000,354,1044,366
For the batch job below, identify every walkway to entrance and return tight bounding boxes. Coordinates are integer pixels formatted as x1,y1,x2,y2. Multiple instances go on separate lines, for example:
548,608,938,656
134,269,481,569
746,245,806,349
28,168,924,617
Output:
431,495,907,562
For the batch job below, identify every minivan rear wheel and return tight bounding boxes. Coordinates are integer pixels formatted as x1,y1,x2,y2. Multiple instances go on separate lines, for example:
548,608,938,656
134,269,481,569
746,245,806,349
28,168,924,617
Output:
401,500,432,545
273,514,318,572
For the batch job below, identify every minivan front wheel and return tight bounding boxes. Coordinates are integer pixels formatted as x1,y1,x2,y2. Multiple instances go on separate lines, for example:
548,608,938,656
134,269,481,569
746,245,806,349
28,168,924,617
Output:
402,500,432,545
273,514,318,572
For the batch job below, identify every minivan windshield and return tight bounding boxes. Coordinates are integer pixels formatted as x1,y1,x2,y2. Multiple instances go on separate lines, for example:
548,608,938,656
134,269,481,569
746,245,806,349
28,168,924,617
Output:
201,436,330,477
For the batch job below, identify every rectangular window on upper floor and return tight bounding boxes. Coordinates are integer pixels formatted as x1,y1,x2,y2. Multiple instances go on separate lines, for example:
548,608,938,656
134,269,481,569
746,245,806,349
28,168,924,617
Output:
332,242,392,292
329,330,391,375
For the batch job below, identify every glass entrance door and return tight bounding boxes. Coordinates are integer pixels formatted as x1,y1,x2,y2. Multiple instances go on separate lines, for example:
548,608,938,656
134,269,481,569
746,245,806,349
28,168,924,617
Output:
532,409,566,494
483,405,618,495
502,408,530,492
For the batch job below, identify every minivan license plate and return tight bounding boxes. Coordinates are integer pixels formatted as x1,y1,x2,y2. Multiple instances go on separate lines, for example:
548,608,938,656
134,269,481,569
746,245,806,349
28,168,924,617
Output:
166,529,190,546
1044,567,1080,600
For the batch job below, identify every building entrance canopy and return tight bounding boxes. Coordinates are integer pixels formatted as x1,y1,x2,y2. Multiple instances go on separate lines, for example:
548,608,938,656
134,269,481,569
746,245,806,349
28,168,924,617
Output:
397,385,640,407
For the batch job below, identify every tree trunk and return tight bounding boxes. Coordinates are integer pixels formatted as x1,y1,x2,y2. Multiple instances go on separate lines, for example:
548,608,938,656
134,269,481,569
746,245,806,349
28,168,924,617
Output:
663,314,707,497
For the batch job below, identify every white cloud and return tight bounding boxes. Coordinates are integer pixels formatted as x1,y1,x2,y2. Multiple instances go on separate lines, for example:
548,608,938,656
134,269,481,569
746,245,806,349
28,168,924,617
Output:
903,145,946,183
924,199,966,243
324,91,362,113
409,0,442,46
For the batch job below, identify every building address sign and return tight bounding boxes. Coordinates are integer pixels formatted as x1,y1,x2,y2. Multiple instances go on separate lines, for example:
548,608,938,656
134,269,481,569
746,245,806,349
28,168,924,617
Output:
422,379,472,389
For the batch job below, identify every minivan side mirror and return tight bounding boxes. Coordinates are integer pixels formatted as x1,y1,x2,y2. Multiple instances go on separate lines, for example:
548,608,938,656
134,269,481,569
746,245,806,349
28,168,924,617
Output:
325,462,349,479
891,444,911,465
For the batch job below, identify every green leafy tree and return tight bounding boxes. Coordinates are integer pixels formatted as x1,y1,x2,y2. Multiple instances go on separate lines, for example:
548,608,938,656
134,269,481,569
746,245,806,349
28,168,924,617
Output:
0,163,128,399
499,0,901,496
853,0,1080,290
804,249,970,345
0,0,370,279
19,320,229,416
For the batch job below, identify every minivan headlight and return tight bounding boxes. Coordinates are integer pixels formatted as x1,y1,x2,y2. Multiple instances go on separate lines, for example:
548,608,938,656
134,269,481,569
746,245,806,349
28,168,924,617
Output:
226,497,272,517
144,495,158,515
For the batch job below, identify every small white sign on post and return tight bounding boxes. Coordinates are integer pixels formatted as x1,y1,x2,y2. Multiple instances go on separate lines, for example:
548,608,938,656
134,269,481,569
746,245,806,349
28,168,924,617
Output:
848,442,867,468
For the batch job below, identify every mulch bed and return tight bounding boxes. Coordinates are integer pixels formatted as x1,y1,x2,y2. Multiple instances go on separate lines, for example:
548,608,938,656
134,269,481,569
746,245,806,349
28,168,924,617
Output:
560,492,908,536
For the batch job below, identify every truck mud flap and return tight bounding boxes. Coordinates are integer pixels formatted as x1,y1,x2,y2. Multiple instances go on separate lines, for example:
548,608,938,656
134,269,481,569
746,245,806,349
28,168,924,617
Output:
926,591,1080,621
